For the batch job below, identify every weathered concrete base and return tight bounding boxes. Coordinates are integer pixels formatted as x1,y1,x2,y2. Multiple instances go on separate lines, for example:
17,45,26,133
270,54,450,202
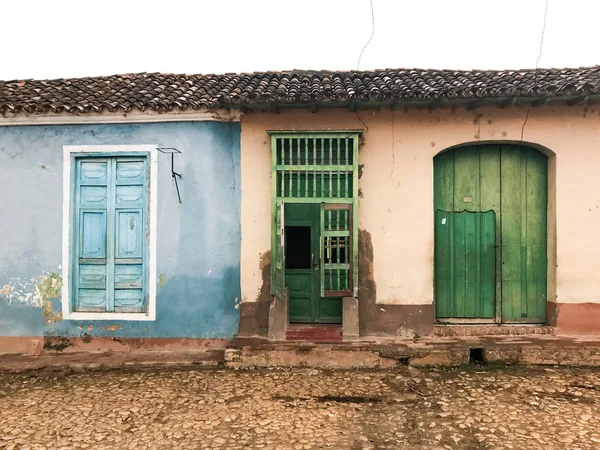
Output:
0,350,225,372
268,292,288,340
555,302,600,335
225,344,397,369
238,300,269,338
0,337,45,355
225,335,600,369
2,336,229,355
342,297,359,340
3,335,600,372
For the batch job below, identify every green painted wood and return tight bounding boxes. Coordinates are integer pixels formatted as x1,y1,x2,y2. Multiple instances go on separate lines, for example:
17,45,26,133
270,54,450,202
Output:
434,144,547,323
320,205,352,297
434,210,496,318
272,133,359,322
500,146,548,322
272,200,286,300
285,203,342,323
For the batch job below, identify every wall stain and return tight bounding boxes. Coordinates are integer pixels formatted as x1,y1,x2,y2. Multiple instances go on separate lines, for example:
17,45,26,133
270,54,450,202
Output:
238,250,271,337
43,337,72,352
158,274,166,288
358,229,378,334
107,324,122,331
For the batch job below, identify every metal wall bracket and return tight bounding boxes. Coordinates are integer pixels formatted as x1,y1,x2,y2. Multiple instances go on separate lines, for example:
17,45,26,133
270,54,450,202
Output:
157,147,182,203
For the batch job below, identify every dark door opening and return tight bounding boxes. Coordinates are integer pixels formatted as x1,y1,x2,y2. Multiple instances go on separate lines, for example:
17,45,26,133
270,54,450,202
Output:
285,226,311,269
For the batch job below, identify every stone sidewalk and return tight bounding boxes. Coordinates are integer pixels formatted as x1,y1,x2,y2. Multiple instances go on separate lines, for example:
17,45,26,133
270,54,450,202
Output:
1,365,599,449
2,334,600,373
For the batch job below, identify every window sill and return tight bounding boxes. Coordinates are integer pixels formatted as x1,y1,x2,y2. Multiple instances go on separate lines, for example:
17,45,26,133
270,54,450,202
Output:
62,311,156,322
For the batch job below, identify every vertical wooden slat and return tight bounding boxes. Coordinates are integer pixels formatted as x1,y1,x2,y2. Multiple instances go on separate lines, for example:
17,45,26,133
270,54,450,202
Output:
295,138,300,197
320,138,325,197
320,205,325,296
304,139,308,198
336,235,341,290
335,139,340,198
278,138,284,198
519,150,528,319
287,139,292,198
344,138,349,197
312,138,317,197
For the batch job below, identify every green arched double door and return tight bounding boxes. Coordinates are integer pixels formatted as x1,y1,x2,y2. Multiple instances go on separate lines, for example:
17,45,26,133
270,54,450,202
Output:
434,144,548,323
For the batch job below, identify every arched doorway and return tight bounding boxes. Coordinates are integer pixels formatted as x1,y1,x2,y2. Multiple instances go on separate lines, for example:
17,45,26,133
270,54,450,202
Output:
434,143,548,323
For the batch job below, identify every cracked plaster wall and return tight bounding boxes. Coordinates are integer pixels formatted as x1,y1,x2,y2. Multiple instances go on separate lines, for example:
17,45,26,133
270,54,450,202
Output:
0,121,241,339
239,105,600,310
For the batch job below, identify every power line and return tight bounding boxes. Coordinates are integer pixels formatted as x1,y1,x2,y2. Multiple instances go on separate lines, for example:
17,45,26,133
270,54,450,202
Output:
521,0,550,141
534,0,550,70
356,0,375,70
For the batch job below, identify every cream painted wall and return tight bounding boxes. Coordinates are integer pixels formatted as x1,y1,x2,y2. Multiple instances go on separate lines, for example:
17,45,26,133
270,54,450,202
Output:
240,104,600,306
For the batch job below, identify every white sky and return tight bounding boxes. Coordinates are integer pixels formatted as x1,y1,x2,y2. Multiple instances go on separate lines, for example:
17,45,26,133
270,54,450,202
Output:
2,0,599,80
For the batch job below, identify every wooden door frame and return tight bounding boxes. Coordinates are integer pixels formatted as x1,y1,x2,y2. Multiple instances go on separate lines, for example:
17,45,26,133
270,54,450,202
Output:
269,131,361,311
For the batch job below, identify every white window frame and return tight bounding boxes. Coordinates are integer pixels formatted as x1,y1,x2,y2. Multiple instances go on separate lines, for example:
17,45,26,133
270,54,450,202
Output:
61,145,158,321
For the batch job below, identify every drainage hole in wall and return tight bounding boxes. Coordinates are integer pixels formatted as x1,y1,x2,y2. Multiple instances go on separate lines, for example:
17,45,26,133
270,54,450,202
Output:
469,348,486,364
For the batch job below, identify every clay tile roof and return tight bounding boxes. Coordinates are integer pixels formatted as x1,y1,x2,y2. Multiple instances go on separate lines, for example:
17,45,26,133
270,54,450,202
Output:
1,66,600,116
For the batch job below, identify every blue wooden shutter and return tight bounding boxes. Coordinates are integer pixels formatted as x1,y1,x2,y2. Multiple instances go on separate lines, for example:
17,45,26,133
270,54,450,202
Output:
74,156,148,313
74,159,110,311
113,158,147,312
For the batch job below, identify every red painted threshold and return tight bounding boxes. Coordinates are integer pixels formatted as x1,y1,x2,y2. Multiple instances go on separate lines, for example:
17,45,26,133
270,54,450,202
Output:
285,325,343,342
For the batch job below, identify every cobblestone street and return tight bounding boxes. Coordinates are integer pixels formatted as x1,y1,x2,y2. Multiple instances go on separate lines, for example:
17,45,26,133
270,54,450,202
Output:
1,365,599,449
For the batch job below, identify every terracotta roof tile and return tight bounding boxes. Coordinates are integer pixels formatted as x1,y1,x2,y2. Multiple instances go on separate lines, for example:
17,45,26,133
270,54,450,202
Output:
1,67,600,115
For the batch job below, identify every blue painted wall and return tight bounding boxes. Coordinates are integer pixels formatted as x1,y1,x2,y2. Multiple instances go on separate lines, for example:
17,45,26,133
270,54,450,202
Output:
0,121,241,339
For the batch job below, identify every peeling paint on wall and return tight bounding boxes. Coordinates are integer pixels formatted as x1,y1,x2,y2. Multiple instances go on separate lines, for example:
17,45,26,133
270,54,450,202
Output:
38,273,63,323
0,272,62,309
158,274,166,288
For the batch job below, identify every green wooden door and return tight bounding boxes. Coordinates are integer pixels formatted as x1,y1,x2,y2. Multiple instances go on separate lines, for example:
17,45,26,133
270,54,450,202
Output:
435,210,496,318
434,144,547,323
285,203,343,323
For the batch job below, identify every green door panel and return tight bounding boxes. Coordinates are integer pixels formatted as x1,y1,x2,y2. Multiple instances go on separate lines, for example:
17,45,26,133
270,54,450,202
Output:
500,146,547,322
435,210,496,318
287,271,313,322
285,203,343,323
318,297,343,322
434,144,547,323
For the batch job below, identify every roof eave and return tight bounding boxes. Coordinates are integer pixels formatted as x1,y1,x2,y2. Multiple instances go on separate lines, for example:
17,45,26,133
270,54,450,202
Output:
225,94,600,112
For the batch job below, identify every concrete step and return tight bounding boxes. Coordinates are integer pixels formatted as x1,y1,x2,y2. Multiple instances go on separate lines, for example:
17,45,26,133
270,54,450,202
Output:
433,325,555,337
225,335,600,369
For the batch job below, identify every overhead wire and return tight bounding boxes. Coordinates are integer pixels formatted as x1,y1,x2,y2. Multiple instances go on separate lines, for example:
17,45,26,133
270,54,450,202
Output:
356,0,375,70
521,0,550,141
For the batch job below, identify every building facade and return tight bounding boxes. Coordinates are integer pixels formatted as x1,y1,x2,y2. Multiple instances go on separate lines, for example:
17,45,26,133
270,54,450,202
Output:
1,68,599,353
0,119,241,353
